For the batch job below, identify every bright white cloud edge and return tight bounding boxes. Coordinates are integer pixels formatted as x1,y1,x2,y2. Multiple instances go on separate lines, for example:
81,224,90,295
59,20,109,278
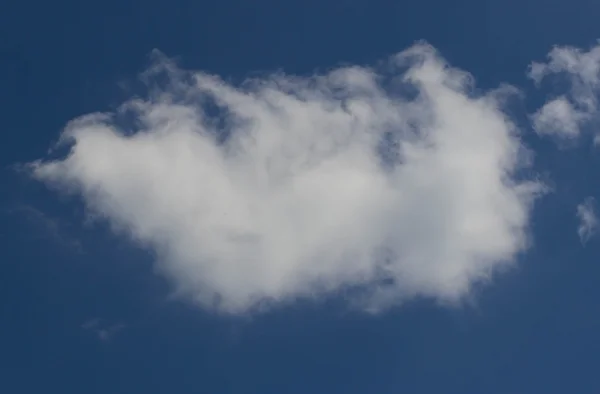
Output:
30,42,544,314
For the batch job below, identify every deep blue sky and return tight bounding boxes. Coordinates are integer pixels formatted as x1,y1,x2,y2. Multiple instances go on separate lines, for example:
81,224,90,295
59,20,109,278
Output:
3,1,600,393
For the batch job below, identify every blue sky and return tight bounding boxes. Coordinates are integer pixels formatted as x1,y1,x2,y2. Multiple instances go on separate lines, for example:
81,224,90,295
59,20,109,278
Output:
3,0,600,393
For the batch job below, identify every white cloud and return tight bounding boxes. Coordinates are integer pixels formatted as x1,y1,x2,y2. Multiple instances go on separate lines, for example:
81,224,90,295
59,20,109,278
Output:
577,197,597,244
30,43,542,314
529,42,600,139
529,96,583,139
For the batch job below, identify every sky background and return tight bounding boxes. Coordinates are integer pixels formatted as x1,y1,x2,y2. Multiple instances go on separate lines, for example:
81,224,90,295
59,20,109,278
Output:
2,0,600,393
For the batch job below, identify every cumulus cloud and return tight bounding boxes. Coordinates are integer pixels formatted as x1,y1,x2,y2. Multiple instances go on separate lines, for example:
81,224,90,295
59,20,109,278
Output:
29,43,542,314
529,42,600,139
577,197,597,244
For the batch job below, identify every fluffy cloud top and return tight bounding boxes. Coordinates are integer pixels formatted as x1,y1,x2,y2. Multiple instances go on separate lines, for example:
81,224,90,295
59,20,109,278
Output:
30,43,542,314
529,42,600,140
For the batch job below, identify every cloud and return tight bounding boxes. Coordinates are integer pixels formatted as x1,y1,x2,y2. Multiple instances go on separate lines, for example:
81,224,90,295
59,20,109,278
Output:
529,42,600,140
29,43,542,314
81,318,126,341
577,197,597,244
6,204,83,253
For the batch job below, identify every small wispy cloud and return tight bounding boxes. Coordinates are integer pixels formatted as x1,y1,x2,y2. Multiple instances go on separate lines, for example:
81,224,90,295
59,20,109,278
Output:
529,41,600,141
81,318,126,342
577,197,597,244
7,204,84,254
